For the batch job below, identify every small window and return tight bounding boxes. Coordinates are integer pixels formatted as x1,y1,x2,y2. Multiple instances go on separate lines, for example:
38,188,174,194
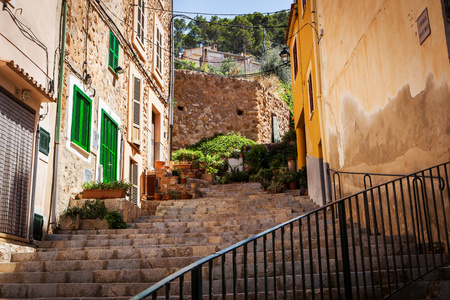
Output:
130,160,139,205
177,105,184,111
155,26,162,74
293,39,298,80
71,85,92,152
109,31,119,72
39,128,50,155
136,0,145,45
308,73,314,115
237,109,243,115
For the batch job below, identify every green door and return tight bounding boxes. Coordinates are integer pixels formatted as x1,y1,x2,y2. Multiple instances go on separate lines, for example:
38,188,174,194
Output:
100,110,118,182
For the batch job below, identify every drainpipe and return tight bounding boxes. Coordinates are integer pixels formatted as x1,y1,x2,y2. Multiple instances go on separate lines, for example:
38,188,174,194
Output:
168,6,175,161
28,124,40,244
48,0,67,232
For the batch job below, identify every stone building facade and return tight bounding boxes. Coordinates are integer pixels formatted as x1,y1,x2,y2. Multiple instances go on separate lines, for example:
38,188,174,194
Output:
55,0,172,221
173,70,290,149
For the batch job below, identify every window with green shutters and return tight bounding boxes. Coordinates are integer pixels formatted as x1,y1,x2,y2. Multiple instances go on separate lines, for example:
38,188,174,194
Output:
109,31,119,72
39,128,50,155
71,85,92,152
100,110,119,183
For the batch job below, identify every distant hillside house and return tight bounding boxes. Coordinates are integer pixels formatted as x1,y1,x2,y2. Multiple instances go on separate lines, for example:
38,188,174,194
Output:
173,70,290,149
182,45,261,74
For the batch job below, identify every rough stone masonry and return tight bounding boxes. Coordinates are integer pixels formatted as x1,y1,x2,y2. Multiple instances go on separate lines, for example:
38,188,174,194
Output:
173,70,290,149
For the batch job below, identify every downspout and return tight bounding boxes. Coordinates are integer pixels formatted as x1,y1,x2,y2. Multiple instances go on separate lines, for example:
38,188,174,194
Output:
48,0,67,232
168,5,175,161
28,124,40,244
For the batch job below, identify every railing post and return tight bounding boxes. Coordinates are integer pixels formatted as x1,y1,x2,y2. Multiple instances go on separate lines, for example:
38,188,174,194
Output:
192,266,202,300
338,200,353,300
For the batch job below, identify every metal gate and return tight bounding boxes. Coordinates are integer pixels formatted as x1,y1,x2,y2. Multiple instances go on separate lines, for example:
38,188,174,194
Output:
0,90,35,238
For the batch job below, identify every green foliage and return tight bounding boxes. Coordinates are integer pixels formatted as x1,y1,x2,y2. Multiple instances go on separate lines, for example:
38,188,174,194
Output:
245,144,269,171
219,58,243,76
279,81,294,127
175,59,197,70
59,200,128,229
188,132,256,157
166,190,182,199
267,179,285,194
60,206,83,221
281,129,297,144
82,180,133,192
297,166,308,189
104,210,127,229
172,149,205,163
261,45,292,84
175,12,289,58
221,166,250,184
60,199,108,220
80,199,108,220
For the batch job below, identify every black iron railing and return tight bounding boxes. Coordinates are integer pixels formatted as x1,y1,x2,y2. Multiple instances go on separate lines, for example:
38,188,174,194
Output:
132,162,449,299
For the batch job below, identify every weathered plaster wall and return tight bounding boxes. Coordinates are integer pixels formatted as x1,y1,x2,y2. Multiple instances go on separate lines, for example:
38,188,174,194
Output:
173,70,290,148
317,0,450,174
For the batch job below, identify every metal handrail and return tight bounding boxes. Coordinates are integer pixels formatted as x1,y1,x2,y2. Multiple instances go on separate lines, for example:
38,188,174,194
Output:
132,161,450,299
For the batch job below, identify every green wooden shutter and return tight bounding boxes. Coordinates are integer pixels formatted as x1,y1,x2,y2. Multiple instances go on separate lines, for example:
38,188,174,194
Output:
100,110,118,182
39,128,50,155
109,31,119,71
71,85,92,152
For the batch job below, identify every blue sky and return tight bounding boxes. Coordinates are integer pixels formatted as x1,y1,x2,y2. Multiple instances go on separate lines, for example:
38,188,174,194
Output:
173,0,294,17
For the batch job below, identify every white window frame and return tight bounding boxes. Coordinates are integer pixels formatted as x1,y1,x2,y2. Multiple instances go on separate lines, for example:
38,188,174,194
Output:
132,0,146,60
128,72,143,146
152,13,164,84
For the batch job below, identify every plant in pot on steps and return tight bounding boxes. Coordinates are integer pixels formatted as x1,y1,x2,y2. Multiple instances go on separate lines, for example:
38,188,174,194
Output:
82,180,133,199
154,187,164,200
59,199,127,230
166,189,182,200
298,166,308,196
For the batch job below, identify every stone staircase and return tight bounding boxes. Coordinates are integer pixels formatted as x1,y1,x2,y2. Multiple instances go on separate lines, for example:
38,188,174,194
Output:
0,182,319,299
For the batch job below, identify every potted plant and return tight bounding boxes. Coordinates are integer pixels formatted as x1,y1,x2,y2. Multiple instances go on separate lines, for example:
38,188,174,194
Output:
82,180,132,199
154,187,163,200
180,174,187,184
166,189,181,200
298,167,308,196
155,161,165,169
430,241,446,254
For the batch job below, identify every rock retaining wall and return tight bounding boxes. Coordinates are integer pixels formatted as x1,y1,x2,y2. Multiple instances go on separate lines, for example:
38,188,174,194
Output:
173,70,290,148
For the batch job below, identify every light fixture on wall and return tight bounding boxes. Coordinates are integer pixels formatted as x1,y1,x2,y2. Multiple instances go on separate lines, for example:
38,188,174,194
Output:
114,66,125,74
279,48,290,64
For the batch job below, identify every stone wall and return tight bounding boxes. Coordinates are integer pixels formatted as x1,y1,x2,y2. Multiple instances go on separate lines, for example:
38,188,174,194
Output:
173,70,290,149
56,0,171,218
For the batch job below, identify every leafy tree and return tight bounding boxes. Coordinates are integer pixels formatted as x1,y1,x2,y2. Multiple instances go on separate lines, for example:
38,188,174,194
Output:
174,18,187,57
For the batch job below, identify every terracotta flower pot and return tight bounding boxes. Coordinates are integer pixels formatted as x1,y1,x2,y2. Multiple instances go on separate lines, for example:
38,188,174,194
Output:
289,181,299,190
180,178,187,184
165,195,171,200
83,189,126,199
154,193,163,200
181,192,191,199
155,161,165,169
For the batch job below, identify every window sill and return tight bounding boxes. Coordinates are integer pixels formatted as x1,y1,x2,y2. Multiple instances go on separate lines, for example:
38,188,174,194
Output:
128,140,141,154
70,141,90,159
108,66,119,79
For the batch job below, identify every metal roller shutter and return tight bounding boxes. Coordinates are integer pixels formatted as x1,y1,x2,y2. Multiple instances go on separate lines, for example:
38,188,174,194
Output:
0,90,35,238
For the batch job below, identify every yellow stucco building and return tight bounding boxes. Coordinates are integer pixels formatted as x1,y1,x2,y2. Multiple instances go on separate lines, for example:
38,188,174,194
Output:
286,0,450,204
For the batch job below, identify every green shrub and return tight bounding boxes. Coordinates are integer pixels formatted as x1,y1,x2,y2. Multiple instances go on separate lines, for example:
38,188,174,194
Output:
172,149,205,163
187,132,256,157
82,180,133,193
60,206,83,221
267,179,285,194
221,166,250,184
104,210,127,229
80,199,108,220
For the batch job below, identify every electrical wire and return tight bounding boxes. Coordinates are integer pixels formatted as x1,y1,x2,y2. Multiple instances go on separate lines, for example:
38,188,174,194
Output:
93,0,167,103
177,14,287,29
3,5,51,83
130,3,289,17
